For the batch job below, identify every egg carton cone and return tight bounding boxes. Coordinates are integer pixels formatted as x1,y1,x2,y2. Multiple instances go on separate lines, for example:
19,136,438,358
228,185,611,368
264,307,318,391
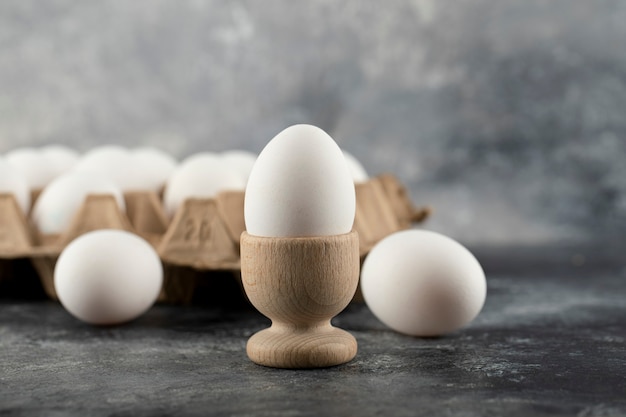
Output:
29,189,43,212
0,193,35,259
376,173,432,228
0,194,37,292
0,174,429,305
124,191,169,247
355,174,431,258
157,192,244,270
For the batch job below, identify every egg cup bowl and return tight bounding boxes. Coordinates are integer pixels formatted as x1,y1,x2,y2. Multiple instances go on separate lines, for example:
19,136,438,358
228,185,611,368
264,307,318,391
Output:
240,230,360,369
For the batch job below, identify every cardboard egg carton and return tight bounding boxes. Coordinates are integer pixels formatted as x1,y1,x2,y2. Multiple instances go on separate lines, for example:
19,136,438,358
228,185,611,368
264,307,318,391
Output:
0,174,430,304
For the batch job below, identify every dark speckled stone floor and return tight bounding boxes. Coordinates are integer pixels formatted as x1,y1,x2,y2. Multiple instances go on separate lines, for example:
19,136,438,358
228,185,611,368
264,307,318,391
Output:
1,249,625,417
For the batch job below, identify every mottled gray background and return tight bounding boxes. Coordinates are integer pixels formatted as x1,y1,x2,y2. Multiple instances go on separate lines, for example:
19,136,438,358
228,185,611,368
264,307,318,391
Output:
1,0,625,246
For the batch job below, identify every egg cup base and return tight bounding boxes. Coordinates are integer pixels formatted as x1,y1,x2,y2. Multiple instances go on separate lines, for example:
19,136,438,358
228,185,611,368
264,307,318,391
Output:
247,324,357,369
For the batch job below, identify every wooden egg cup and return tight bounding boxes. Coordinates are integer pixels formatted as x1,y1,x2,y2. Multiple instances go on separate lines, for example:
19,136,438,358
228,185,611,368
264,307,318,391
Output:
240,231,360,369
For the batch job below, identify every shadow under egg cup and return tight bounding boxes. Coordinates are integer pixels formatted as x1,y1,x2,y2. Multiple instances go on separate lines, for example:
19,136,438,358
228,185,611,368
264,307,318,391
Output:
240,230,360,369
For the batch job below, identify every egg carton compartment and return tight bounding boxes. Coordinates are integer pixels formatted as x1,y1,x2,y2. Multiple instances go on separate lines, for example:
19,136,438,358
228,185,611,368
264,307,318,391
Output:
0,174,430,304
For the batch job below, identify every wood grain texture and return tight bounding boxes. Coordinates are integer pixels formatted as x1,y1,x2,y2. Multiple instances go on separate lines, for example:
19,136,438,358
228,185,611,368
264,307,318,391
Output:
240,231,360,368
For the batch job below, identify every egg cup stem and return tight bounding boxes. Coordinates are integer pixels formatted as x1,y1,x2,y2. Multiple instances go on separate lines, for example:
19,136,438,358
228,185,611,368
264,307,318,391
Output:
240,231,360,368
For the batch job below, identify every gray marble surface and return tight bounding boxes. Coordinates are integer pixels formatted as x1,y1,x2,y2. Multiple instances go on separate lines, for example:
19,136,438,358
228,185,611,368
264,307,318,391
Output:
1,251,625,417
0,1,625,246
2,5,624,414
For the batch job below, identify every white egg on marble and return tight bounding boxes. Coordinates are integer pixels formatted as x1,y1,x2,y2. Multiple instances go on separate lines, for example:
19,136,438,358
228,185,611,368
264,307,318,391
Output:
163,153,246,218
0,158,31,213
54,229,163,325
73,145,133,190
360,230,487,337
4,147,55,189
126,147,178,192
221,150,257,184
40,145,80,178
32,172,125,234
244,124,356,237
342,150,369,183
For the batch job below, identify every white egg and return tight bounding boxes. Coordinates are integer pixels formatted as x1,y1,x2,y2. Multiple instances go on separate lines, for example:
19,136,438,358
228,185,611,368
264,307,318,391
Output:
221,150,257,183
4,147,55,189
180,151,219,166
163,154,246,218
126,147,178,191
32,172,125,234
54,229,163,325
342,150,369,183
361,230,487,337
244,124,356,237
0,158,31,213
40,145,80,178
73,145,133,190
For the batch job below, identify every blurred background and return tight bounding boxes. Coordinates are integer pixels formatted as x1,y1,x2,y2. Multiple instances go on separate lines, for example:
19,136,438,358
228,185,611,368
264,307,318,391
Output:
0,0,624,248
